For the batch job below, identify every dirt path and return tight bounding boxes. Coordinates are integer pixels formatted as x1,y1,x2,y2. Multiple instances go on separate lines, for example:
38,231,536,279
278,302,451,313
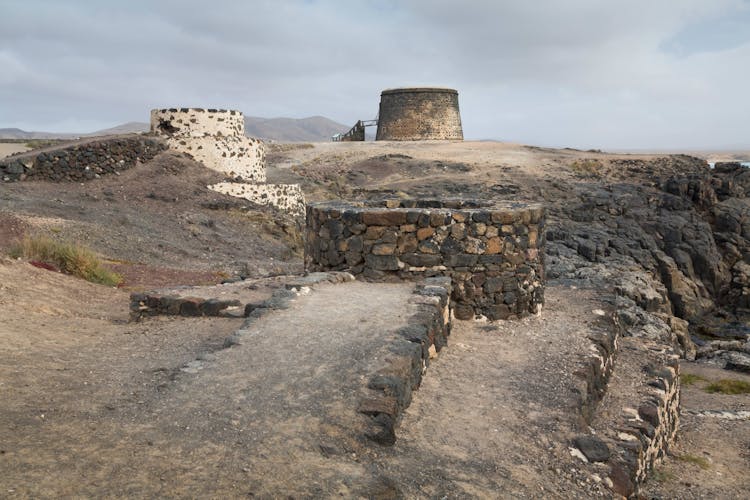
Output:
0,267,423,497
371,285,613,498
0,261,618,497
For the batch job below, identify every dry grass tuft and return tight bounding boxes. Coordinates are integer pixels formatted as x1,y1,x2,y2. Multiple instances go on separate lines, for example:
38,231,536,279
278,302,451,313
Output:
704,379,750,395
9,236,123,286
569,158,604,177
680,373,707,386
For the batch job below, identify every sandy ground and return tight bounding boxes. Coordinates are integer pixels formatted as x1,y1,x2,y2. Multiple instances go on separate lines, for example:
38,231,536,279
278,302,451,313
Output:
0,257,616,497
0,143,30,159
2,137,748,497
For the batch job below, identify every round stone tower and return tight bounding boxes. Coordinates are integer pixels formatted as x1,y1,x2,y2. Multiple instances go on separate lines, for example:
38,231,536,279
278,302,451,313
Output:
150,108,245,138
375,88,463,141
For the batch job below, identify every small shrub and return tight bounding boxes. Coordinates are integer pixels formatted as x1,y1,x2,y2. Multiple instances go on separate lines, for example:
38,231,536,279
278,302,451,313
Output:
651,467,676,483
676,453,711,469
9,236,123,286
680,373,707,386
704,379,750,395
569,158,604,177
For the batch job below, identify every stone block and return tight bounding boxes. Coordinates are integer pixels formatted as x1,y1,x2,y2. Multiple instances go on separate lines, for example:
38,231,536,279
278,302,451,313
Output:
418,240,440,254
417,227,435,240
397,233,418,253
486,304,511,320
372,244,397,255
179,297,204,316
401,253,442,267
365,254,400,271
365,226,386,240
445,254,478,267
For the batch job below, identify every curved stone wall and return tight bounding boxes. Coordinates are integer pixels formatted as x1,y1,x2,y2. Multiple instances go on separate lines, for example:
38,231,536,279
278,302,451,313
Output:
376,88,463,141
150,108,264,182
150,108,304,214
210,182,305,216
150,108,245,138
175,136,266,182
305,199,545,320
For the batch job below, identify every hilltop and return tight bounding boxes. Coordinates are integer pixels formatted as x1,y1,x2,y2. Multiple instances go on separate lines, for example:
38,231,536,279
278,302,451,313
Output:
0,138,748,498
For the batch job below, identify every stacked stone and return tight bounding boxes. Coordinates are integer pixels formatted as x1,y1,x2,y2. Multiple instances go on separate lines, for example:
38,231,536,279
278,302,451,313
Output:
0,137,165,182
376,88,463,141
130,292,241,320
305,199,545,320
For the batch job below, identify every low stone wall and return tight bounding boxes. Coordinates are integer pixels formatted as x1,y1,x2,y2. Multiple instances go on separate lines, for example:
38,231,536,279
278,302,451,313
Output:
359,277,452,445
603,340,681,497
305,199,545,320
572,301,682,497
210,181,305,216
0,137,165,182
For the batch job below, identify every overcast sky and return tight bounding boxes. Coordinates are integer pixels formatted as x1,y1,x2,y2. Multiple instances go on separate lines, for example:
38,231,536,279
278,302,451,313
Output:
1,0,748,149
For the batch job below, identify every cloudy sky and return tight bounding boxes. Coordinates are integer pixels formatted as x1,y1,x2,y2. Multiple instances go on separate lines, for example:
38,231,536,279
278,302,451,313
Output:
1,0,748,149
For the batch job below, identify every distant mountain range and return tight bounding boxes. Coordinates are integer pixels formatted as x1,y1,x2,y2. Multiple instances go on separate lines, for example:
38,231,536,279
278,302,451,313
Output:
0,116,351,142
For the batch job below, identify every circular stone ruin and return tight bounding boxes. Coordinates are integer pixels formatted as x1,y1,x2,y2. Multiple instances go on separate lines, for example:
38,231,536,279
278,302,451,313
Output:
150,108,245,138
375,88,463,141
305,199,545,320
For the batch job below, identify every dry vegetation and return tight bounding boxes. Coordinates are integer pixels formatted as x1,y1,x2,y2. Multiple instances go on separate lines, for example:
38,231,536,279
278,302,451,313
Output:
9,235,122,286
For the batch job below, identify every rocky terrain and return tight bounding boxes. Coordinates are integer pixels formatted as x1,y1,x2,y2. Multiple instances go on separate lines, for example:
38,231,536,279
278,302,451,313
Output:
1,137,748,497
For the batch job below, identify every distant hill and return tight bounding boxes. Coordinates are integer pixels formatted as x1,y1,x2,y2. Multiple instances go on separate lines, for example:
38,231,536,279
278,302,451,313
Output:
1,116,350,142
244,116,349,142
87,122,149,136
0,128,78,140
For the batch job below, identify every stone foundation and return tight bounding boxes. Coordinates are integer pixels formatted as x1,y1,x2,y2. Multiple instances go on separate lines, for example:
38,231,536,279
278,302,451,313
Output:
305,199,545,320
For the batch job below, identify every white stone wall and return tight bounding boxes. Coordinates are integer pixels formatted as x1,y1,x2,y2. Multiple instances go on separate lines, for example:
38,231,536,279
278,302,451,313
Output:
150,108,244,138
164,135,265,182
150,107,304,216
209,182,305,216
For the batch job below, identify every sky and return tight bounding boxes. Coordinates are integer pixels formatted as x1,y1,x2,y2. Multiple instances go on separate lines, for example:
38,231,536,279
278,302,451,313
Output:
1,0,749,149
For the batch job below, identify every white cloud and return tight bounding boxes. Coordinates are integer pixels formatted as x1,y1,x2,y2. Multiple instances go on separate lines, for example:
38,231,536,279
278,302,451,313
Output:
0,0,747,148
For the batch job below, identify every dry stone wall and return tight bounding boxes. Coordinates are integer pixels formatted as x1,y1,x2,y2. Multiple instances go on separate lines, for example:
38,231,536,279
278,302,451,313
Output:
376,88,463,141
0,137,165,183
359,277,452,445
150,108,304,215
305,199,545,320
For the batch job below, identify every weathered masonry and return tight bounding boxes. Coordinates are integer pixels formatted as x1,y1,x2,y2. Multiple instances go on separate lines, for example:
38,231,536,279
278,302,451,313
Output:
305,199,545,320
0,136,165,182
375,88,463,141
151,108,305,215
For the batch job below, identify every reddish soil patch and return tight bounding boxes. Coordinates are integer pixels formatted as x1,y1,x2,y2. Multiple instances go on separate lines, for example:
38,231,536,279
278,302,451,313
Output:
107,262,224,290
